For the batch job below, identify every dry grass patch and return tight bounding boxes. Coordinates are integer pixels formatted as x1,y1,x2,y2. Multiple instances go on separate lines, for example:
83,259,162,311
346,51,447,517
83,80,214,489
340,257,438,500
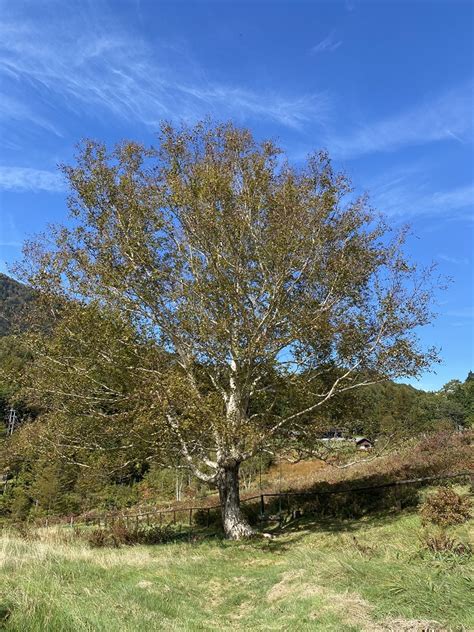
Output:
381,619,447,631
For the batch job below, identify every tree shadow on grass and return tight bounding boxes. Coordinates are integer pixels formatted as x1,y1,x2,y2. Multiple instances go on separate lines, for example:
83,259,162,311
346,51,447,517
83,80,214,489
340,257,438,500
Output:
278,508,410,534
177,509,409,551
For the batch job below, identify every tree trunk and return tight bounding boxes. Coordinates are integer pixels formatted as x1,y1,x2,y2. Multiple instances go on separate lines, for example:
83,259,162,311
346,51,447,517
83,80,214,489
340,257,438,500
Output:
217,462,254,540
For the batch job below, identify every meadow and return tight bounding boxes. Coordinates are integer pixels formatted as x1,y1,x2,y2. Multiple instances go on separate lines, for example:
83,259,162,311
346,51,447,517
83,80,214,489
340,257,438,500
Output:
1,502,472,631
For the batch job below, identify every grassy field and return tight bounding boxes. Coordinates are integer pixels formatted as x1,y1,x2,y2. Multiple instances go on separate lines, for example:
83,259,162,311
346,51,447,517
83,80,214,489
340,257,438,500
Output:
1,506,472,632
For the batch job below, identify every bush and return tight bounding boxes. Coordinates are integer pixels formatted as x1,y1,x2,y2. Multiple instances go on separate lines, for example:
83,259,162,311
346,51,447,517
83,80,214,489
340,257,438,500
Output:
420,488,472,526
421,530,471,558
133,524,176,545
193,507,220,528
87,528,112,548
86,521,177,547
12,522,38,541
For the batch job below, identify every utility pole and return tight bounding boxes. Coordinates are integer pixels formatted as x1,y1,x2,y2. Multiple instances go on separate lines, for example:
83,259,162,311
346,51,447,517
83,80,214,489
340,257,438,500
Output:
6,408,17,436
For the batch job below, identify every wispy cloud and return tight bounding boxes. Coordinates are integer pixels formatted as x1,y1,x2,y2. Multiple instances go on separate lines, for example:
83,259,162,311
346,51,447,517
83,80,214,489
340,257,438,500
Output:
327,82,473,158
438,254,469,265
0,167,64,192
368,165,474,219
430,186,474,211
311,31,342,54
0,94,63,137
0,211,23,250
445,307,474,319
0,12,328,132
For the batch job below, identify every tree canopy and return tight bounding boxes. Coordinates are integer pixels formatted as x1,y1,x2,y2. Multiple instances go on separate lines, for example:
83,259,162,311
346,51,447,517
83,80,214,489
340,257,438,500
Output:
13,121,440,538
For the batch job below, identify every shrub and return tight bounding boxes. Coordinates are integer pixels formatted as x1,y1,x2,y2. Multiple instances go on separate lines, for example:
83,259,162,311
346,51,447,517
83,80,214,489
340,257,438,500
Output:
420,488,472,526
13,522,38,540
87,528,111,548
421,530,471,558
87,521,138,547
193,507,220,528
133,524,176,545
86,521,176,547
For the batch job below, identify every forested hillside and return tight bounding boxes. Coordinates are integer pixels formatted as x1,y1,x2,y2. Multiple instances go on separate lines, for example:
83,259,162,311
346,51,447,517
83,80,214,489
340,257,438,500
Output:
0,273,34,336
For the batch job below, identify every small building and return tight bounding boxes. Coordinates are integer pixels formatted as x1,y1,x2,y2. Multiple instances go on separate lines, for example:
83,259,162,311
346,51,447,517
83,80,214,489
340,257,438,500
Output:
320,428,347,442
355,437,373,450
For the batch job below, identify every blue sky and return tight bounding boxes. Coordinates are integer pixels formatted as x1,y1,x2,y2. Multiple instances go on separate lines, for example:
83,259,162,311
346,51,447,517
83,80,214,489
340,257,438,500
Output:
0,0,472,390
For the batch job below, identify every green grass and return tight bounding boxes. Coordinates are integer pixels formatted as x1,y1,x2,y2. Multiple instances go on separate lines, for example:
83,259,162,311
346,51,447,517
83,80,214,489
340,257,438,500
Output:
1,510,472,631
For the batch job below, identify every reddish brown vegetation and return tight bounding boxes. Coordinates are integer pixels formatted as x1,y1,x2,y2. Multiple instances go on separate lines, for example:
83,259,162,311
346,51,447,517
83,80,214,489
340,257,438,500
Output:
269,431,472,493
420,488,472,527
421,531,472,557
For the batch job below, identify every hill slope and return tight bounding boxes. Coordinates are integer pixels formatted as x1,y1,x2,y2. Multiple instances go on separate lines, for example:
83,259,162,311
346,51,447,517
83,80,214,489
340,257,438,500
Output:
0,274,34,336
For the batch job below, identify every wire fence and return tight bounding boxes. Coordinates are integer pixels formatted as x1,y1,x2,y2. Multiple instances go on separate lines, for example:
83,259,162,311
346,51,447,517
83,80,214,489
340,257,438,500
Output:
27,469,473,532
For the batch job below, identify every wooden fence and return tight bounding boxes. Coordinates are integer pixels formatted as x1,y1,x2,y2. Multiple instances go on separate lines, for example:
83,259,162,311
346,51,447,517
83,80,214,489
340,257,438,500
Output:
30,469,472,531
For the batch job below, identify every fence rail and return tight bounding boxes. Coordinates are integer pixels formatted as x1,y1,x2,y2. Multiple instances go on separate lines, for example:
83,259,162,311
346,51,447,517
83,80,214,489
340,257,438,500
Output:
24,469,473,531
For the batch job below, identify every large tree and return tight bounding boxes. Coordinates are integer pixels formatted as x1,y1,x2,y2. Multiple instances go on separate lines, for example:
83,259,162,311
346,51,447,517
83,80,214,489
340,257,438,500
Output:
17,121,438,538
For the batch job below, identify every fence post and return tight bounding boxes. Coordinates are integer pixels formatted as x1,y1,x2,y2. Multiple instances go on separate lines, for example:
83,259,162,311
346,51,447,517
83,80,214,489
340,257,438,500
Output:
260,495,265,519
189,508,193,527
206,508,210,528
